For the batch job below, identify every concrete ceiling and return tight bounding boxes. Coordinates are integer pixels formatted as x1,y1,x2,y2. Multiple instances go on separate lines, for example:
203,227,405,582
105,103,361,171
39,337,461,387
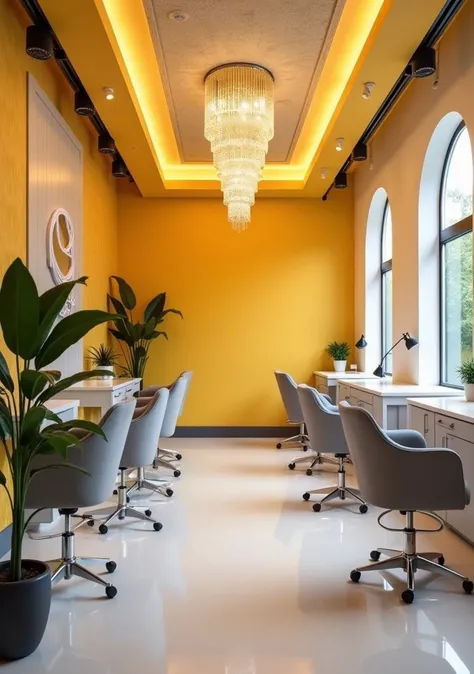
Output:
145,0,343,163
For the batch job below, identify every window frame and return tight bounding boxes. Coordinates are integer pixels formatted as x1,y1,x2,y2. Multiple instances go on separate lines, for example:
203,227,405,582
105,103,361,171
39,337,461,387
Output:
381,199,393,376
439,121,473,388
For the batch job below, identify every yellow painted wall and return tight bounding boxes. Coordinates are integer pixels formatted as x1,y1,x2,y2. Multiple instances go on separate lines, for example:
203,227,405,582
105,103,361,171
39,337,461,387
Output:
118,187,354,426
0,0,119,530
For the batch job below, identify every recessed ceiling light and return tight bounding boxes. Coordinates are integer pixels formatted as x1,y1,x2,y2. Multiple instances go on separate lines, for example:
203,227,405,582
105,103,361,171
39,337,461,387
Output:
362,82,375,99
103,87,115,100
321,167,327,179
168,10,189,22
336,137,344,152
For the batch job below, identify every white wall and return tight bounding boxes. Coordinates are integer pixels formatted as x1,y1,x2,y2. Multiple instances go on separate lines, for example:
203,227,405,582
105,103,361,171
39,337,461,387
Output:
354,0,474,383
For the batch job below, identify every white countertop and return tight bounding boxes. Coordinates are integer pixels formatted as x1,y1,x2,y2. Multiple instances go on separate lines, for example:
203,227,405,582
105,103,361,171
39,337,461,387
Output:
44,399,80,414
64,378,141,392
344,380,460,397
314,371,379,380
407,396,474,423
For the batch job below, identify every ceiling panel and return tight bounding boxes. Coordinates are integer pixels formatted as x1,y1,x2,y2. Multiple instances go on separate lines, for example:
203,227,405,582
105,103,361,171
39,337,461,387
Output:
145,0,343,163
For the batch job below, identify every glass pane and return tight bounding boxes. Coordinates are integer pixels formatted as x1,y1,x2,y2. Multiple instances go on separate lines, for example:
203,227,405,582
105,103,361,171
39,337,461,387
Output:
382,203,392,263
443,126,473,229
382,269,393,375
442,231,473,385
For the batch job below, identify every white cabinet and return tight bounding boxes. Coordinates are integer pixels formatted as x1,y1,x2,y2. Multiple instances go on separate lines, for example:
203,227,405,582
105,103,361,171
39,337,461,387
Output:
408,405,435,446
445,434,474,544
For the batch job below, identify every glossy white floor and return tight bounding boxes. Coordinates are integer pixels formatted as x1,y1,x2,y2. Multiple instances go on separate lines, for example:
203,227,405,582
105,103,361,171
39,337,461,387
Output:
4,439,474,673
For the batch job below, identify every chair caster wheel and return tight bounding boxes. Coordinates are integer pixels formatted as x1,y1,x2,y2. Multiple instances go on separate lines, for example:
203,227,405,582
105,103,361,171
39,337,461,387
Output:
153,522,163,532
370,550,380,561
176,453,182,460
288,463,295,470
302,492,310,501
144,509,152,517
126,496,130,504
166,488,173,497
276,443,282,449
359,504,368,514
303,445,308,452
400,510,407,515
401,589,414,604
312,503,322,512
87,519,95,527
113,489,118,496
438,555,445,565
306,469,313,476
174,470,181,478
463,579,473,594
350,570,361,583
106,561,117,573
99,524,108,535
105,585,117,599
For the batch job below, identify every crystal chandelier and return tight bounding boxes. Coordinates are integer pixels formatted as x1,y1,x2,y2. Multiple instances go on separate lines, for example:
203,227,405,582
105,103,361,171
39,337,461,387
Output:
204,63,274,231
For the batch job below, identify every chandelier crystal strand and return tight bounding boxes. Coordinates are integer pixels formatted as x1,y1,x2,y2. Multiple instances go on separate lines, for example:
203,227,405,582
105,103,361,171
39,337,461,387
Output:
204,64,274,231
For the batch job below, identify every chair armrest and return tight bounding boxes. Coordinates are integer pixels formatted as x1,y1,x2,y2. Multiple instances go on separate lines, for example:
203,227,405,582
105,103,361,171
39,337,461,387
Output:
385,429,427,449
320,393,332,404
139,385,167,397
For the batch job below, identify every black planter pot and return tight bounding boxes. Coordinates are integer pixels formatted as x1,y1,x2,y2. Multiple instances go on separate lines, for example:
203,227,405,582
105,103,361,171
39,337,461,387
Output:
0,559,51,661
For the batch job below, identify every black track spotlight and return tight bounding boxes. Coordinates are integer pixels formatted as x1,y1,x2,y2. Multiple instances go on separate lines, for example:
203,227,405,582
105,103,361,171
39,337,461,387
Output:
334,172,347,189
54,47,67,62
352,142,368,162
410,47,436,78
26,25,53,61
98,133,116,155
112,157,128,178
74,89,95,116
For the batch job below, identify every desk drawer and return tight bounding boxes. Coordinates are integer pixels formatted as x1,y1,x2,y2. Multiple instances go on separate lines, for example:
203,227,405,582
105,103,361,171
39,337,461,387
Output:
350,388,373,406
123,381,140,399
339,384,351,401
435,413,474,444
112,389,125,403
315,375,325,388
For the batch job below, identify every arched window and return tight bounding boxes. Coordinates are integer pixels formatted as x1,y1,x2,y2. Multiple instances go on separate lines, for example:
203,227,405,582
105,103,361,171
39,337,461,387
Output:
381,201,393,374
440,123,473,386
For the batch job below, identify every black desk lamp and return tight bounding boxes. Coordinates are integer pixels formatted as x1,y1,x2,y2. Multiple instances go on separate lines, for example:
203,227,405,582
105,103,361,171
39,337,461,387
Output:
355,334,367,349
373,332,418,378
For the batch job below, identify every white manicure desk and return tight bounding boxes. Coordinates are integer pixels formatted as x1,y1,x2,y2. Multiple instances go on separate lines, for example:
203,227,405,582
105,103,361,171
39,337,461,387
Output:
313,371,378,403
53,377,141,416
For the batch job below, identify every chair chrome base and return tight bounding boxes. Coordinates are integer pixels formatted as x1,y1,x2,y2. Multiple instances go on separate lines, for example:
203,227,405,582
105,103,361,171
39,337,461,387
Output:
350,511,473,603
87,469,163,533
302,456,367,512
152,454,182,477
126,467,174,498
277,422,310,451
288,452,337,473
44,510,117,598
159,448,181,461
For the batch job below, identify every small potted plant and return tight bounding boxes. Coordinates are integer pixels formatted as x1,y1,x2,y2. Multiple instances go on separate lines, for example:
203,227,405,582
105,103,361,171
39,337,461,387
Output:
325,341,351,373
0,258,116,660
88,343,118,378
457,359,474,402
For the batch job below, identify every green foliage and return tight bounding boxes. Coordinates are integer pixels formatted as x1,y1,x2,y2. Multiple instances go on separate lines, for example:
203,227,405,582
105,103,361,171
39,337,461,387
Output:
325,341,351,361
0,258,114,582
457,358,474,384
88,343,118,367
108,277,183,379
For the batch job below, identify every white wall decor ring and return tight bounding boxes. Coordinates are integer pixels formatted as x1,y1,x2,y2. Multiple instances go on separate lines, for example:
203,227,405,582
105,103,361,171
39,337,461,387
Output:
47,207,76,317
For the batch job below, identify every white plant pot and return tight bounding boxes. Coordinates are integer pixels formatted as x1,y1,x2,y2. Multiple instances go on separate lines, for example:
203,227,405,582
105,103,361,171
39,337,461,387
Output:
334,360,347,373
465,383,474,402
99,365,114,379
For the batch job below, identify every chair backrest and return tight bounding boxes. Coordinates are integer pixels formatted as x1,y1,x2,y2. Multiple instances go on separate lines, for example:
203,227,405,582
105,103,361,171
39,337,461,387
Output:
26,399,136,509
297,384,348,455
338,401,466,510
121,388,169,467
274,371,303,422
161,371,192,437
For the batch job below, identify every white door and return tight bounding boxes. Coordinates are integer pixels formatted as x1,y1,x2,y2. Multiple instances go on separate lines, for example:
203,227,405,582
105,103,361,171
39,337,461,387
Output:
28,75,83,377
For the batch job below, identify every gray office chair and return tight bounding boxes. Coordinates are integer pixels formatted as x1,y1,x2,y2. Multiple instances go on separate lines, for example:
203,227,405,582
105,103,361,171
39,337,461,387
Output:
297,385,367,512
140,371,193,477
339,401,473,604
275,371,310,451
26,400,136,598
88,389,169,534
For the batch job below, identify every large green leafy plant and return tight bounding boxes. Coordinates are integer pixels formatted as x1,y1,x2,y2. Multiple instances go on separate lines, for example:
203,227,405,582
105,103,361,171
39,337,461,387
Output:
0,258,117,582
108,276,182,379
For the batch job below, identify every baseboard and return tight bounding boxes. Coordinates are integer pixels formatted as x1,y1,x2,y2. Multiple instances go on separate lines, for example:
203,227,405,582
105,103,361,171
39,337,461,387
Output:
174,426,295,438
0,525,11,558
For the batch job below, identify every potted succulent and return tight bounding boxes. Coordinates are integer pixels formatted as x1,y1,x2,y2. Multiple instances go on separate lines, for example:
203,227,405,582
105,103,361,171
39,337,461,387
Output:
88,343,118,378
325,341,351,373
0,258,116,661
108,276,182,381
457,359,474,402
